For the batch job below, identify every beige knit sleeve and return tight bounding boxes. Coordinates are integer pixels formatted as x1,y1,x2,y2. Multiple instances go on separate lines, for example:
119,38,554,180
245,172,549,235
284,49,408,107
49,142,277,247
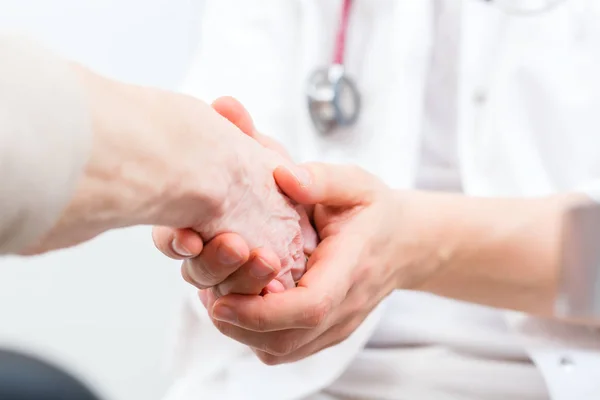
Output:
0,34,92,254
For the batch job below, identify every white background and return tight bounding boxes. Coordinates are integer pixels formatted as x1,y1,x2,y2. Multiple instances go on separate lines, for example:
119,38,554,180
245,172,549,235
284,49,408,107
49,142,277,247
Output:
0,1,204,399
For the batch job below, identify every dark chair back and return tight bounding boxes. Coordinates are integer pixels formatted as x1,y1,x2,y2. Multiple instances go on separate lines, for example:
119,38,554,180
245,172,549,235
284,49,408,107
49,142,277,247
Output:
0,349,102,400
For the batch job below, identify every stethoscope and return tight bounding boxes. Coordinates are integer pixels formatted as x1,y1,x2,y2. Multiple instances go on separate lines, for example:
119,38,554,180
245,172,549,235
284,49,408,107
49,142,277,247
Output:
306,0,569,135
306,0,359,135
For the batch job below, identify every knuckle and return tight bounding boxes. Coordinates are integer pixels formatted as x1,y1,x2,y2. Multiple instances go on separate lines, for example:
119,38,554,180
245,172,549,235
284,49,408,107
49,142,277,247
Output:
238,307,268,332
255,351,283,366
180,264,195,285
212,320,233,338
181,262,210,289
189,259,222,287
264,334,300,356
303,295,333,328
351,262,370,282
326,334,349,352
198,183,230,219
256,310,270,331
351,291,370,314
340,319,360,341
152,227,172,254
348,164,380,192
211,285,224,299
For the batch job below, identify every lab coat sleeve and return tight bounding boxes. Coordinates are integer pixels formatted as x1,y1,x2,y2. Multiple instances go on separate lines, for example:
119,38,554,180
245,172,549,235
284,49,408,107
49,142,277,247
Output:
503,180,600,355
0,34,91,254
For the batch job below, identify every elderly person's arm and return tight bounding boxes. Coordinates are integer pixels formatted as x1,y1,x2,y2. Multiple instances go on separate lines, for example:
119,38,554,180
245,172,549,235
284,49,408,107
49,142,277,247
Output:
0,35,310,277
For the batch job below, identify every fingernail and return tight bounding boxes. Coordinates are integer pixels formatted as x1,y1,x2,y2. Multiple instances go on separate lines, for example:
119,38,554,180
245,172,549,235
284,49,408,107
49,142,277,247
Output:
217,244,243,265
171,239,193,258
264,279,286,294
250,257,276,278
213,304,236,323
294,166,312,187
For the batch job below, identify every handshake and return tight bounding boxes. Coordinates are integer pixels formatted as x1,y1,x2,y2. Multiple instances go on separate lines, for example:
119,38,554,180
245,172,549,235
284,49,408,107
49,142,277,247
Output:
23,69,403,365
154,96,321,294
10,53,585,368
147,96,403,365
19,65,582,365
148,96,406,366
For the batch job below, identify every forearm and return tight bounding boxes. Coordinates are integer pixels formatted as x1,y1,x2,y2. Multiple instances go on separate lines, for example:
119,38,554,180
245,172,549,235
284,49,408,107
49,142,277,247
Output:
0,35,224,254
399,190,587,316
54,68,184,234
1,34,296,257
29,65,226,253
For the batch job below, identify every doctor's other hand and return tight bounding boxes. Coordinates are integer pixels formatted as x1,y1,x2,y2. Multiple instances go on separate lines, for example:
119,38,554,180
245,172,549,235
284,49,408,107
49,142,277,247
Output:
153,96,317,294
202,164,442,365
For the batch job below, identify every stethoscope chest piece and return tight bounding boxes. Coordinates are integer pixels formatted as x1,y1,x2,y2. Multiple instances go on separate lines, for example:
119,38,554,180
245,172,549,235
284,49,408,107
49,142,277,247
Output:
307,64,361,135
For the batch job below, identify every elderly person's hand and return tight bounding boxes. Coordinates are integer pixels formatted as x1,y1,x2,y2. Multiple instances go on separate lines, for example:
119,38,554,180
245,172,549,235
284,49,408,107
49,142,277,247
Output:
153,97,317,294
22,63,310,266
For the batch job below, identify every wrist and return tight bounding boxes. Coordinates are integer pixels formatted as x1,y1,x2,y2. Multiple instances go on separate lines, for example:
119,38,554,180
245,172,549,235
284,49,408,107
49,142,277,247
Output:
68,67,167,230
52,66,224,239
412,191,585,314
388,190,458,290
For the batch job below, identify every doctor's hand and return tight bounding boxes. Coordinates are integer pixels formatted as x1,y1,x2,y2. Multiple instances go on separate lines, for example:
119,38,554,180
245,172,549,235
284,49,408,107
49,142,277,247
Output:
201,164,440,365
152,97,317,294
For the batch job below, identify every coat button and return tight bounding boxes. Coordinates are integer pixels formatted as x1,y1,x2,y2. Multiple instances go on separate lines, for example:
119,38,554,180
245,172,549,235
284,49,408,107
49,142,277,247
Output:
473,89,487,105
559,355,575,372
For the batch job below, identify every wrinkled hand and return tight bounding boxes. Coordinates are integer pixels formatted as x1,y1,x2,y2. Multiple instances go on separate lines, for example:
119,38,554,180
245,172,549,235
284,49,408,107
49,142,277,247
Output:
153,97,317,293
197,164,440,365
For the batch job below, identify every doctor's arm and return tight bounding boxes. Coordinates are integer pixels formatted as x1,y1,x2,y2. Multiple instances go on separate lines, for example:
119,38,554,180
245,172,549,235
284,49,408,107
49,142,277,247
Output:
0,35,308,270
155,162,599,365
221,168,589,319
152,99,589,320
156,166,587,320
403,190,587,318
151,100,599,364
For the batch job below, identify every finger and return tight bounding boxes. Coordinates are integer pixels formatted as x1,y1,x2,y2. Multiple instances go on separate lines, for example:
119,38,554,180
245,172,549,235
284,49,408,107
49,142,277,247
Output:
252,132,293,160
205,289,219,313
212,96,292,159
212,290,369,359
182,233,250,289
263,279,286,294
274,163,382,207
198,290,209,309
252,316,366,365
211,234,362,332
213,248,281,297
210,320,314,357
212,96,256,137
152,226,203,259
211,289,327,331
297,205,318,255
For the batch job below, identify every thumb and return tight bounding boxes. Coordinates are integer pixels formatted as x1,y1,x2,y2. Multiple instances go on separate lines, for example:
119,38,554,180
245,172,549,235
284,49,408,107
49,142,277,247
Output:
274,162,380,206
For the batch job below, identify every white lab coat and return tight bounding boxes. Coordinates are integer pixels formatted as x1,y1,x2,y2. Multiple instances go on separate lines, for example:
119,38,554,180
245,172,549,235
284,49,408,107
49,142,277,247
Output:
164,1,600,399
